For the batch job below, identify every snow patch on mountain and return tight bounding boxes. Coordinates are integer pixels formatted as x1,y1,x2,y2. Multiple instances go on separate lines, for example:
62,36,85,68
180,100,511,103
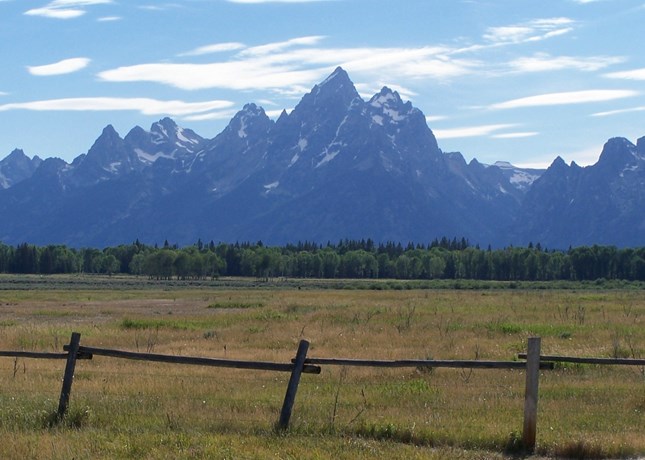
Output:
620,164,640,177
135,148,174,164
238,118,248,139
493,161,542,190
370,92,397,108
152,128,168,144
177,127,199,145
368,88,411,124
509,171,540,187
107,161,122,173
384,108,406,122
316,146,341,168
264,181,279,192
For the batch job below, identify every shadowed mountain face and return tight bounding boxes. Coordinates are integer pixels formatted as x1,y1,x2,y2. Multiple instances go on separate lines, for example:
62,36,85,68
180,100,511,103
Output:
0,68,642,248
0,149,42,190
518,137,645,248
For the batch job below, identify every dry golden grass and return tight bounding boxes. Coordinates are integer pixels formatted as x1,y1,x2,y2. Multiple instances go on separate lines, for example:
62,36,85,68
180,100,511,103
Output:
0,275,643,458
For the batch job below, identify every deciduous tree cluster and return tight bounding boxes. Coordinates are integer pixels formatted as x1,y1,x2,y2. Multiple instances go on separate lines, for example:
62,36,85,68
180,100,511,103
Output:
1,238,644,281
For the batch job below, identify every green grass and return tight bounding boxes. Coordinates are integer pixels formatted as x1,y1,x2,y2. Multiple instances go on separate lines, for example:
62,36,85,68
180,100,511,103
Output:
0,275,643,458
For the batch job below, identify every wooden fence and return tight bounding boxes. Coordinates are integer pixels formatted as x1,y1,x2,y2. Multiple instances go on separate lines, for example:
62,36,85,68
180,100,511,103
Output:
3,333,645,453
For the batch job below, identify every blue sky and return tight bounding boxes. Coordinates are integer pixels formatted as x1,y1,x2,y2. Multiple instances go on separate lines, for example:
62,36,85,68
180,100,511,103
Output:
1,0,644,168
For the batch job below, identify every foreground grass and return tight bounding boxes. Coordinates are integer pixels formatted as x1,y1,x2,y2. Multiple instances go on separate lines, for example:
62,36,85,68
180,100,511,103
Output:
0,274,643,458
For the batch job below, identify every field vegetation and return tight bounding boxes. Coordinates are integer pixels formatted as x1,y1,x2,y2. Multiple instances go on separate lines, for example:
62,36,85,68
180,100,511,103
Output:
0,274,643,459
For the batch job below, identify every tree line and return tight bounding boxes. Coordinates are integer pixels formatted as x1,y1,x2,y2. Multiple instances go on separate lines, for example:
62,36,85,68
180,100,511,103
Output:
1,238,644,281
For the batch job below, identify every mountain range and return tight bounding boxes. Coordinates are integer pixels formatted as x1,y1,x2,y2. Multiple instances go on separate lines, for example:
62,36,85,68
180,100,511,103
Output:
1,67,643,248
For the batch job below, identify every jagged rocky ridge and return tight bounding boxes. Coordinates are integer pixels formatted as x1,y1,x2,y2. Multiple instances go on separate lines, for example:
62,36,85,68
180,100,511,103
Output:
0,67,643,248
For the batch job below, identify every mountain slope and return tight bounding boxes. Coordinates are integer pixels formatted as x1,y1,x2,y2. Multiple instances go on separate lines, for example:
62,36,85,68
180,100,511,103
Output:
518,137,645,247
0,149,42,189
0,68,642,248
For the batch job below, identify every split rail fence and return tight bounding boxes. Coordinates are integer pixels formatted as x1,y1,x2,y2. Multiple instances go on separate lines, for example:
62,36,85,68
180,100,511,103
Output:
2,333,645,453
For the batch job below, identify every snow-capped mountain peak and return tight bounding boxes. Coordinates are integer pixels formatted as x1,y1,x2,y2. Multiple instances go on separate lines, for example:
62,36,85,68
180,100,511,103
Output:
368,87,414,124
150,117,202,149
121,118,206,167
218,103,273,144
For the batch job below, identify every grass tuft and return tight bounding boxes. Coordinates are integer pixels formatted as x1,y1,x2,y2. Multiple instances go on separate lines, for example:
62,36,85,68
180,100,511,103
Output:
43,406,91,429
207,301,264,309
552,440,607,459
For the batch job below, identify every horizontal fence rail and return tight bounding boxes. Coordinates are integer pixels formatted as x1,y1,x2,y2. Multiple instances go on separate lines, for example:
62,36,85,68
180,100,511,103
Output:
0,351,92,360
300,357,554,370
64,344,321,374
517,353,645,366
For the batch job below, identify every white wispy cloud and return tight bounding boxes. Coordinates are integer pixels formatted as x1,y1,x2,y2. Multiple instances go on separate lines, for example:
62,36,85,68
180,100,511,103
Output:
98,37,478,93
181,110,238,121
239,36,326,56
27,58,91,76
591,106,645,117
99,61,327,92
227,0,333,3
94,11,599,100
0,97,234,116
355,82,417,101
97,15,120,21
180,42,246,57
492,132,539,139
604,68,645,80
96,14,587,98
508,53,625,73
25,0,112,19
433,124,517,139
425,115,448,123
491,90,638,109
483,17,574,44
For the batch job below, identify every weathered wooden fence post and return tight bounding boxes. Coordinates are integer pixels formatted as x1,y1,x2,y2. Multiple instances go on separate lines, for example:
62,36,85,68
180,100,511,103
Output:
57,332,81,420
278,339,310,430
522,336,541,452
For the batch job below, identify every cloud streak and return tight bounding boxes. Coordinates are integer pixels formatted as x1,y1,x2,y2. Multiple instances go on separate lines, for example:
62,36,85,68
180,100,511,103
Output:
180,42,246,57
227,0,333,3
591,106,645,117
492,132,539,139
433,124,517,139
25,0,112,19
508,53,625,73
0,97,234,116
95,16,599,98
98,37,480,93
28,58,91,76
483,18,574,45
491,89,638,109
239,35,325,56
604,68,645,80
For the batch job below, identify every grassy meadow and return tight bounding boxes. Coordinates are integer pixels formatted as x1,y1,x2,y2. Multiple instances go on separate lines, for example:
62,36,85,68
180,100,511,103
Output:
0,274,643,459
